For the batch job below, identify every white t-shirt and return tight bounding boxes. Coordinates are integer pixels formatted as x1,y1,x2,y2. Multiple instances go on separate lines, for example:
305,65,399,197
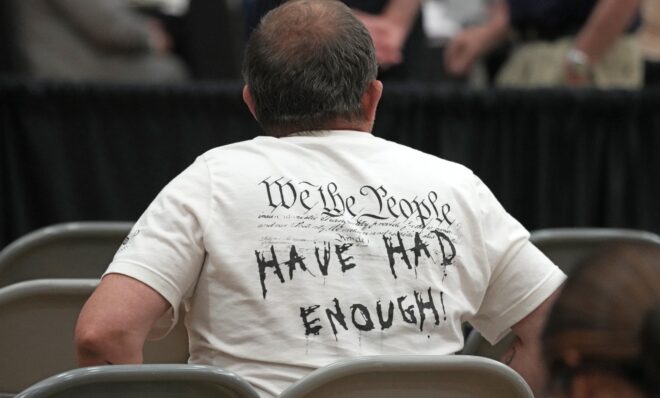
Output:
107,130,565,397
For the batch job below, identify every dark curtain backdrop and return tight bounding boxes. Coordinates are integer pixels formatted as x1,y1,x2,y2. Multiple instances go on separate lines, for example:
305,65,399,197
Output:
2,80,659,249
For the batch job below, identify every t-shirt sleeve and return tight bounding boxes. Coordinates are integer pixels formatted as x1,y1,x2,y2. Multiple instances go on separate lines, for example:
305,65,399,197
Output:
104,155,212,339
465,175,566,344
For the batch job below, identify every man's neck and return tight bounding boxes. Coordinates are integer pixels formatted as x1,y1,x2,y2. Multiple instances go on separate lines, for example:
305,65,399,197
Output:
273,119,374,137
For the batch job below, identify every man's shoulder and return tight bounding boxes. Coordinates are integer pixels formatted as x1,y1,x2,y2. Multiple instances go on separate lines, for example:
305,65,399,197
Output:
374,136,475,175
200,137,268,158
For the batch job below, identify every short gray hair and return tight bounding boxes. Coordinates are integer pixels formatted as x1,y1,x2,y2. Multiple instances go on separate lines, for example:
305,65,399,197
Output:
242,0,378,136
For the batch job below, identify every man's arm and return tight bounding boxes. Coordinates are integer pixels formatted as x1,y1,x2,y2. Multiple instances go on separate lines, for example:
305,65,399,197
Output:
565,0,640,86
353,0,422,68
75,273,170,366
502,289,560,398
444,0,510,76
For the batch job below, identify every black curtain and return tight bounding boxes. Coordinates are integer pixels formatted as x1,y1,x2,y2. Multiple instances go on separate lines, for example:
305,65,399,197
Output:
2,80,660,248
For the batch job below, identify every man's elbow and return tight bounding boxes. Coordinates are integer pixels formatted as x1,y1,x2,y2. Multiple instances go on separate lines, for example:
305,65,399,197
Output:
75,323,142,366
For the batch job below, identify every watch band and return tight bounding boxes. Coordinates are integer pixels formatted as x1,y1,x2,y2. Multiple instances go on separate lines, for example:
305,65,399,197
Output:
565,48,593,78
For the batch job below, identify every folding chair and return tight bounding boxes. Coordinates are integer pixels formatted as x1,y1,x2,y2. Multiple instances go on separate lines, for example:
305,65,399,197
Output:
15,364,259,398
462,227,660,359
0,222,133,287
278,355,533,398
529,227,660,274
0,279,189,396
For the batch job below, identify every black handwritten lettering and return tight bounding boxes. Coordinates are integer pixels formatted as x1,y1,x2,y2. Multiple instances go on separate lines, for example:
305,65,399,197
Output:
258,177,456,225
358,185,388,220
397,295,417,325
351,304,375,331
255,246,285,299
260,177,297,211
410,232,431,267
323,183,346,217
428,191,440,219
300,288,447,338
414,288,440,332
325,298,348,338
399,198,414,219
345,196,357,217
285,245,308,280
299,190,314,211
376,300,394,330
299,181,319,211
383,232,412,279
386,197,399,218
440,291,447,321
335,243,357,273
314,242,332,276
412,198,432,228
300,305,322,336
438,203,454,226
432,230,457,265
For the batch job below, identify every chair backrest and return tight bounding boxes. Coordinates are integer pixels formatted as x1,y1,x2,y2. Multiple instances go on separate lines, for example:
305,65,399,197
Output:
461,228,660,360
15,364,259,398
0,222,133,287
0,279,189,395
530,227,660,274
278,355,533,398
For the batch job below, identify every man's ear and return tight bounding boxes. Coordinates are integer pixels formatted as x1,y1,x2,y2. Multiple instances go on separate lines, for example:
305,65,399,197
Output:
243,85,258,120
361,80,383,124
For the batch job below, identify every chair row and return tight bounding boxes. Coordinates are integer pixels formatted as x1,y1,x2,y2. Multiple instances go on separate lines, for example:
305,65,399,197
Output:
462,227,660,360
0,277,534,396
0,278,189,395
2,222,660,288
14,355,533,398
1,223,659,395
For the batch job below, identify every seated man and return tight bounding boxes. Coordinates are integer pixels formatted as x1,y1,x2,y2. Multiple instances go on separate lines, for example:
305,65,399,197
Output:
444,0,641,87
74,1,565,397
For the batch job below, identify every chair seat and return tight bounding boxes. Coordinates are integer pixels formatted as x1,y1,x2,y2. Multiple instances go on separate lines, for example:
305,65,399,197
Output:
279,355,533,398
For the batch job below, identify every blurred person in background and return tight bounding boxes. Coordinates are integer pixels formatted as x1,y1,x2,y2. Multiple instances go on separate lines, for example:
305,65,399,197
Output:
129,0,245,80
542,242,660,397
13,0,188,82
445,0,642,88
422,0,491,86
639,0,660,87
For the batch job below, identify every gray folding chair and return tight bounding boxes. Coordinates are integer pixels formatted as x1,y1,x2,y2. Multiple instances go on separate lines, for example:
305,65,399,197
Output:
462,227,660,359
0,279,189,396
0,222,134,287
278,355,533,398
15,364,259,398
529,227,660,274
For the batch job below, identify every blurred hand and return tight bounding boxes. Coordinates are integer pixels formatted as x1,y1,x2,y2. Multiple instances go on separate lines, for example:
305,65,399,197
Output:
146,20,172,54
355,11,408,69
563,62,593,88
444,27,490,76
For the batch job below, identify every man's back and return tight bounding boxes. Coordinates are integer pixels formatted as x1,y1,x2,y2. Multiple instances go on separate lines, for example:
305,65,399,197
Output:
75,3,564,396
107,130,563,396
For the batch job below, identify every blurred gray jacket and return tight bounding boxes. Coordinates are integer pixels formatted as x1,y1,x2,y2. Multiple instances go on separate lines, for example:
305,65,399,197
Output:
14,0,187,82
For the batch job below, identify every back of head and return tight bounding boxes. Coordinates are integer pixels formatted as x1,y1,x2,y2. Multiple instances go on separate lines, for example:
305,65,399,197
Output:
242,0,378,136
543,242,660,396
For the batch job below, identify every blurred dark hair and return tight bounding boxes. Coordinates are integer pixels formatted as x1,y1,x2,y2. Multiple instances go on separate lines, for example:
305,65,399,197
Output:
543,242,660,396
242,0,378,136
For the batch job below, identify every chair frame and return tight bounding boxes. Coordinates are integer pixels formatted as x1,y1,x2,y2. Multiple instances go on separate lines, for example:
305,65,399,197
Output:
462,227,660,359
0,221,134,287
279,355,533,398
15,364,260,398
530,227,660,247
0,278,189,395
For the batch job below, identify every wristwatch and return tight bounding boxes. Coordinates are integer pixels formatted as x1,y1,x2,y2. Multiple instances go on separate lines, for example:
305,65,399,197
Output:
564,48,593,80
